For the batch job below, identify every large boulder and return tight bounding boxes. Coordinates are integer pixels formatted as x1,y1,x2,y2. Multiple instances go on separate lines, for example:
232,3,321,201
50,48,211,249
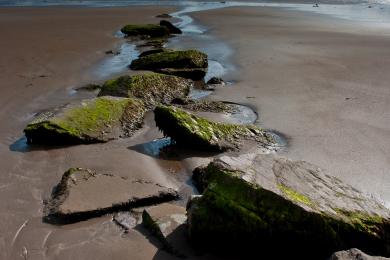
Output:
24,97,145,145
330,248,389,260
120,24,170,38
160,20,182,34
45,168,179,224
130,50,208,80
188,153,390,258
98,73,192,108
154,105,274,152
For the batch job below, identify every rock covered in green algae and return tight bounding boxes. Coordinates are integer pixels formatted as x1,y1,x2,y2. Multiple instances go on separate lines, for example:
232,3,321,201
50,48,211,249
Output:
172,97,235,113
98,73,192,108
154,105,274,152
139,48,171,58
130,50,208,80
121,24,170,38
24,96,145,145
188,153,390,258
45,168,179,224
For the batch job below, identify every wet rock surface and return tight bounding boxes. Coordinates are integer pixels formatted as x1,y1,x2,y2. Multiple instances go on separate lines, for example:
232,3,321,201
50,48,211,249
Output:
98,73,192,108
139,48,171,58
154,105,274,152
24,96,146,145
121,24,170,38
206,77,225,85
142,203,187,253
188,153,390,258
130,50,208,80
330,248,390,260
172,98,235,113
160,20,182,34
156,13,172,19
45,168,179,224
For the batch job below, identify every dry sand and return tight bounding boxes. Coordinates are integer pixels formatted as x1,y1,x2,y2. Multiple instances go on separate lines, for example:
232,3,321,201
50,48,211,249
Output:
1,4,390,260
193,7,390,206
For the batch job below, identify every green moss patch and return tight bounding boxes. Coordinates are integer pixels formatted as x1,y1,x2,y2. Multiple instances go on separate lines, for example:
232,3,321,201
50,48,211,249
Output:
99,73,191,108
24,97,145,145
121,24,170,38
130,50,208,70
154,105,273,151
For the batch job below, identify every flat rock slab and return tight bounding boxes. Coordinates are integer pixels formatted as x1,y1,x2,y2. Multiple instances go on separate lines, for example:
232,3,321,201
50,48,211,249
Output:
188,153,390,258
142,203,188,254
154,105,274,152
330,248,390,260
98,73,192,108
24,96,145,145
45,168,178,224
130,50,208,80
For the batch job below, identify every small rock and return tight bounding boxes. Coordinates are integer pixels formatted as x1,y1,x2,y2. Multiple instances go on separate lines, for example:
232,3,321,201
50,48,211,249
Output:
206,77,225,85
156,13,172,19
142,203,187,253
113,212,139,231
121,24,170,38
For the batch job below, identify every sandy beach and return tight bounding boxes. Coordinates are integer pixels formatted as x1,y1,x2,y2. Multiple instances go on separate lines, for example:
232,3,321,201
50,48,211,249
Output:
1,3,390,260
192,7,390,204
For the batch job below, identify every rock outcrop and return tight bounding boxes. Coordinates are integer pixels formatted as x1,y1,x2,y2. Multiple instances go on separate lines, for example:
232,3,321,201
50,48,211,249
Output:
160,20,182,34
330,248,389,260
98,73,192,108
142,203,187,253
154,105,274,151
188,153,390,258
24,97,145,145
130,50,208,80
45,168,179,224
121,24,170,38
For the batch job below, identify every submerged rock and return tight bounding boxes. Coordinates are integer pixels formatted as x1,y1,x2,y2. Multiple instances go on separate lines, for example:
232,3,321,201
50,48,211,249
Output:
130,50,208,80
121,24,170,38
188,153,390,258
160,20,182,34
206,77,225,85
142,203,187,253
45,168,179,224
154,105,273,152
24,97,145,145
98,73,192,108
172,98,235,113
156,13,172,19
330,248,389,260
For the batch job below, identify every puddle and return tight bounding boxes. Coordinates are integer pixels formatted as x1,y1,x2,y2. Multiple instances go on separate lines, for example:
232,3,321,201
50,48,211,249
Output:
129,137,173,157
188,88,213,100
92,42,139,80
222,103,257,125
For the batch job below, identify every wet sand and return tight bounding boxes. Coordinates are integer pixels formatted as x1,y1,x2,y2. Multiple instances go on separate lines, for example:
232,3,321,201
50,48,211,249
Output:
193,7,390,205
1,4,390,260
0,6,183,260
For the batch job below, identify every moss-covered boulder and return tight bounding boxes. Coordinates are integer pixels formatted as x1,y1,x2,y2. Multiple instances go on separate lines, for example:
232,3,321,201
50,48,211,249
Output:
154,105,274,151
139,48,171,58
188,153,390,258
121,24,170,38
98,73,192,108
24,96,145,145
130,50,208,80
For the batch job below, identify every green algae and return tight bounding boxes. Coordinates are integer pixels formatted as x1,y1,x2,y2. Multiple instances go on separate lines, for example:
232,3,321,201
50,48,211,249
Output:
130,50,208,70
188,162,390,258
154,105,272,151
120,24,169,37
98,73,191,108
24,97,145,144
278,184,314,207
